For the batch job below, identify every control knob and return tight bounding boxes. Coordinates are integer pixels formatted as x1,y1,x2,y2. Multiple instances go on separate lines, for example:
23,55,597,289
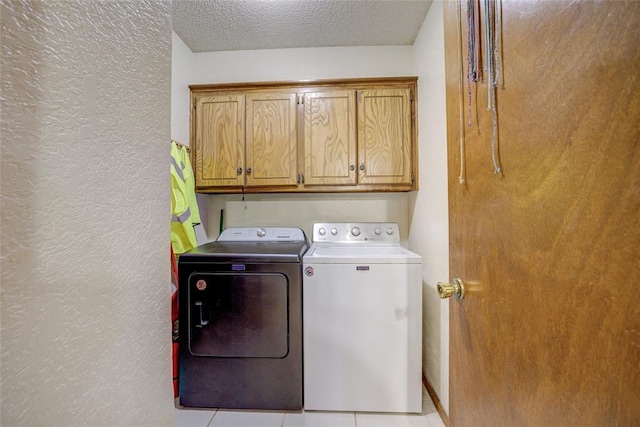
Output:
351,226,361,237
257,228,267,237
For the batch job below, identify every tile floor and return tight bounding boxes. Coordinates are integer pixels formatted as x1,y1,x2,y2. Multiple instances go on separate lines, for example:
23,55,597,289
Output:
175,387,445,427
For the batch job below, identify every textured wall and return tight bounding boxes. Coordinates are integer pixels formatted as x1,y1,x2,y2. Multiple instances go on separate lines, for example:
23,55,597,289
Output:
409,0,450,414
1,1,174,426
173,1,430,52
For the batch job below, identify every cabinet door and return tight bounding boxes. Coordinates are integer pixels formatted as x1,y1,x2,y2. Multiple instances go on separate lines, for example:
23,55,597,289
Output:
357,89,412,185
194,95,245,187
245,92,298,187
303,91,357,186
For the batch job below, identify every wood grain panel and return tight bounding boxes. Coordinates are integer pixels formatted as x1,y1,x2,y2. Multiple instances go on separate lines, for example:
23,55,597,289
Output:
190,77,419,92
357,89,412,185
303,91,357,186
195,95,244,187
444,1,640,425
245,92,298,187
190,78,418,193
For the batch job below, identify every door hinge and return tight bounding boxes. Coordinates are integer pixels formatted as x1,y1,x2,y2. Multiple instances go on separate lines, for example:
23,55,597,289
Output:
193,99,197,110
297,173,304,184
411,172,415,184
297,94,304,105
410,90,414,102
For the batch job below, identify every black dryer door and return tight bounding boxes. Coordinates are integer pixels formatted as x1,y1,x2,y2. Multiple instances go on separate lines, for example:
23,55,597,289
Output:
187,272,289,358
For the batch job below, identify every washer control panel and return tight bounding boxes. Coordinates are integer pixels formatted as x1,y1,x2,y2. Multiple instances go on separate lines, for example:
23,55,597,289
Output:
312,223,400,243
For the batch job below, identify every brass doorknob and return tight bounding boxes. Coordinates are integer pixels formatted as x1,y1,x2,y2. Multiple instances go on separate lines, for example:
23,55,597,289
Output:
437,277,465,300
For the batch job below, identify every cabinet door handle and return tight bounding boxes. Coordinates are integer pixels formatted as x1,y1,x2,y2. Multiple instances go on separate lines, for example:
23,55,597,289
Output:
237,167,242,175
246,167,252,175
359,164,365,171
350,164,355,171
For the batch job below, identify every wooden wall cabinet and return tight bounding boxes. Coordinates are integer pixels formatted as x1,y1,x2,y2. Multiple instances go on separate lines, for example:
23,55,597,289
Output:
193,94,244,187
245,92,298,187
357,89,413,186
303,90,357,186
193,91,297,188
190,78,417,193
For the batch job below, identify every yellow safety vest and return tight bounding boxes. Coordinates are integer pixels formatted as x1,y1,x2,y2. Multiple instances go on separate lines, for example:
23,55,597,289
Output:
180,144,201,225
170,142,200,254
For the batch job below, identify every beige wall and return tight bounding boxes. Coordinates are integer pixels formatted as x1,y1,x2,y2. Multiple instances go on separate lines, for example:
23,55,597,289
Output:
172,31,209,242
1,1,174,426
191,45,416,84
172,31,195,146
409,0,450,414
220,193,410,243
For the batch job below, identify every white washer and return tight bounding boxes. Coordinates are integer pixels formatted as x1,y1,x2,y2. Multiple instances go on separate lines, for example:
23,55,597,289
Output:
302,222,422,413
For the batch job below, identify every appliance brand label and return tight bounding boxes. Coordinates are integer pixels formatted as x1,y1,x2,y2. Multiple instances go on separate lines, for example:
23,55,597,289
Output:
231,264,246,271
304,266,314,277
356,266,370,271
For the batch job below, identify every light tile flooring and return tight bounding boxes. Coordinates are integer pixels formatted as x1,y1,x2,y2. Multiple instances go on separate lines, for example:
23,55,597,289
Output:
175,387,445,427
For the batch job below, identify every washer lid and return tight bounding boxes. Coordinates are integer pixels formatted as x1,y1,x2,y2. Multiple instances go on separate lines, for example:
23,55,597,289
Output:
303,244,421,264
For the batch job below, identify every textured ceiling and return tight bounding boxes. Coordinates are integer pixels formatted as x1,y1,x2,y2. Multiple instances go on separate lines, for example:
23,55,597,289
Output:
172,0,432,53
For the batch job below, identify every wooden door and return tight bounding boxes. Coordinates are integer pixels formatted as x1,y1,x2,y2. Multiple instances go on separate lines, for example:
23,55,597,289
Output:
245,91,298,187
303,90,357,186
357,89,412,185
444,1,640,426
194,95,244,188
